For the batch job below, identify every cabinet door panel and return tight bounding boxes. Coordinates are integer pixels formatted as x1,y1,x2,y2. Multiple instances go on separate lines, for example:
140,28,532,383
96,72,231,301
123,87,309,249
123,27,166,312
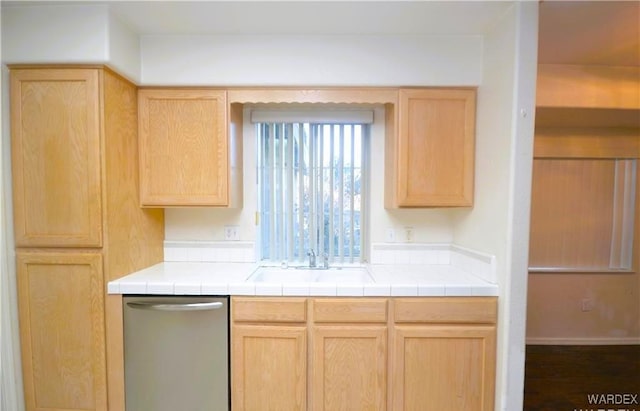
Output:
394,88,475,207
11,68,102,247
392,325,495,411
16,251,106,411
232,325,306,411
311,326,387,411
139,89,228,206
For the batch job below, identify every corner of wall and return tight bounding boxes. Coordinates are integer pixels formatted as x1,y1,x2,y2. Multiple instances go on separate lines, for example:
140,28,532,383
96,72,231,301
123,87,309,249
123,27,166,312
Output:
107,9,141,84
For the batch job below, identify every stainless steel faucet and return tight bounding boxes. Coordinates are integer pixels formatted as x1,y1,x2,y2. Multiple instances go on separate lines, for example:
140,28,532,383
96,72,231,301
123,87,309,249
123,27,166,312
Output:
307,249,330,269
307,249,317,268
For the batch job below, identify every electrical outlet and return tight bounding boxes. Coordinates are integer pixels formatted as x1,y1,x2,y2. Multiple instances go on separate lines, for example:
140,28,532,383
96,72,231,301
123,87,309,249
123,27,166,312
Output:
581,298,594,312
224,225,239,241
404,226,414,243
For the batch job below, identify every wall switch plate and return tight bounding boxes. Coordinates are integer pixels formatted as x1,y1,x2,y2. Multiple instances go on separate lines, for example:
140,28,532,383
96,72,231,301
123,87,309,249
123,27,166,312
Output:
224,225,239,241
386,228,396,243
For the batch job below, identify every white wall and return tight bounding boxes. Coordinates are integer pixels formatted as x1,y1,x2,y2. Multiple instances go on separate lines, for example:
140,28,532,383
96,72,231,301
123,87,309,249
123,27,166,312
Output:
2,5,110,63
498,5,537,408
452,3,538,410
453,4,518,406
1,4,140,82
107,9,141,83
140,34,482,86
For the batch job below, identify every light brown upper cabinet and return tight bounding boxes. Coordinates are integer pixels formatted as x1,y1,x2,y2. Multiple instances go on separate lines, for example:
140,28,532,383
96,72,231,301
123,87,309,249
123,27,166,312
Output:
11,68,103,247
138,89,242,207
386,88,476,207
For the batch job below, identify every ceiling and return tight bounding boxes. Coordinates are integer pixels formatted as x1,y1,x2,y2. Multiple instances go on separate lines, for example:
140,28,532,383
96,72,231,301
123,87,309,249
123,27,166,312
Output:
538,1,639,67
2,1,513,35
3,1,638,66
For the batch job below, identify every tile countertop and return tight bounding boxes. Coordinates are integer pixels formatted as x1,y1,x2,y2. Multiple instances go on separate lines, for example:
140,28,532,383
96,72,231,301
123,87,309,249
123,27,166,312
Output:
107,262,498,297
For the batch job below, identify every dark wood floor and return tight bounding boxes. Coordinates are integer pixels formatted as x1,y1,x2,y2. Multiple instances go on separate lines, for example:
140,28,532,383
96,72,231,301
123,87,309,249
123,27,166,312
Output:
524,345,640,411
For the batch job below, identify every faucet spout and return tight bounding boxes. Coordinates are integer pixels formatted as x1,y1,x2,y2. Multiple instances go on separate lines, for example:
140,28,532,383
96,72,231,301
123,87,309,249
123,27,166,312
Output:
307,249,317,268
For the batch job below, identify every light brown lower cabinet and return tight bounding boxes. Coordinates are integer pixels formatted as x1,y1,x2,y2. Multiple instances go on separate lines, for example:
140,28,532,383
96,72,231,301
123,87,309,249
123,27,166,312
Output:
311,298,388,411
231,296,497,411
232,325,307,411
16,251,107,411
392,325,496,411
231,298,308,411
311,325,387,410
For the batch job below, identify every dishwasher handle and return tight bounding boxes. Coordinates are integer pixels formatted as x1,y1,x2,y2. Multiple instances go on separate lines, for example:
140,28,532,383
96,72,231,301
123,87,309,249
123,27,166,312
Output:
126,301,224,312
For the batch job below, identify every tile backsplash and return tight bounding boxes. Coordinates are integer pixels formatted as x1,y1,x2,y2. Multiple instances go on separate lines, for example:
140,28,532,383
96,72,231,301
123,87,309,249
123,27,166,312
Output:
369,243,451,265
164,240,255,263
370,243,496,284
164,241,496,284
449,244,497,284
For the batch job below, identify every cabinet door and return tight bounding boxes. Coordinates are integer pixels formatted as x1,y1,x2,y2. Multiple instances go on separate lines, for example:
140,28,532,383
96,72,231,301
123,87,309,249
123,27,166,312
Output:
16,251,106,411
311,326,387,411
391,88,476,207
232,325,307,411
138,89,229,206
392,325,496,411
310,298,388,411
11,68,103,247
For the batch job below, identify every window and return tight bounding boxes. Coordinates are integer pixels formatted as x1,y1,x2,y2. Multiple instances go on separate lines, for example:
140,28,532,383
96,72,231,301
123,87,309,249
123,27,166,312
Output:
528,158,636,271
255,110,371,264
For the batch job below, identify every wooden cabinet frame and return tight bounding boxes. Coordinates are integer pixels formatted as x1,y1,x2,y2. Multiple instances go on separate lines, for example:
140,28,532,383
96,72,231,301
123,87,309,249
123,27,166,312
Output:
16,251,107,411
386,88,476,207
391,325,496,411
311,325,387,410
138,88,243,207
10,66,165,411
11,68,103,247
231,297,496,411
232,325,308,411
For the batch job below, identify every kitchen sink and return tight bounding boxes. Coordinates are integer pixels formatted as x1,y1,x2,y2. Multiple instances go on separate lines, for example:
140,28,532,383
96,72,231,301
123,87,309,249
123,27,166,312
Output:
247,266,374,283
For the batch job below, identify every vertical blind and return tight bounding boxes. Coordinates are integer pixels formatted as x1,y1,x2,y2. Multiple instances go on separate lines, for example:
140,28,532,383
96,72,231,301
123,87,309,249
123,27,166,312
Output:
257,120,369,264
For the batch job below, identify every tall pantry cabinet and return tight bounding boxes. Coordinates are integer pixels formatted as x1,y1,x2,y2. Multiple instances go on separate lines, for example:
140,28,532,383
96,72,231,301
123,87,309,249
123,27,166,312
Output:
10,66,164,411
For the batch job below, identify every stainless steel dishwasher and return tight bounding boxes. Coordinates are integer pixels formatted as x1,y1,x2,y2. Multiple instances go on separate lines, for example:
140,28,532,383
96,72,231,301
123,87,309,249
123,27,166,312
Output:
123,296,229,411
